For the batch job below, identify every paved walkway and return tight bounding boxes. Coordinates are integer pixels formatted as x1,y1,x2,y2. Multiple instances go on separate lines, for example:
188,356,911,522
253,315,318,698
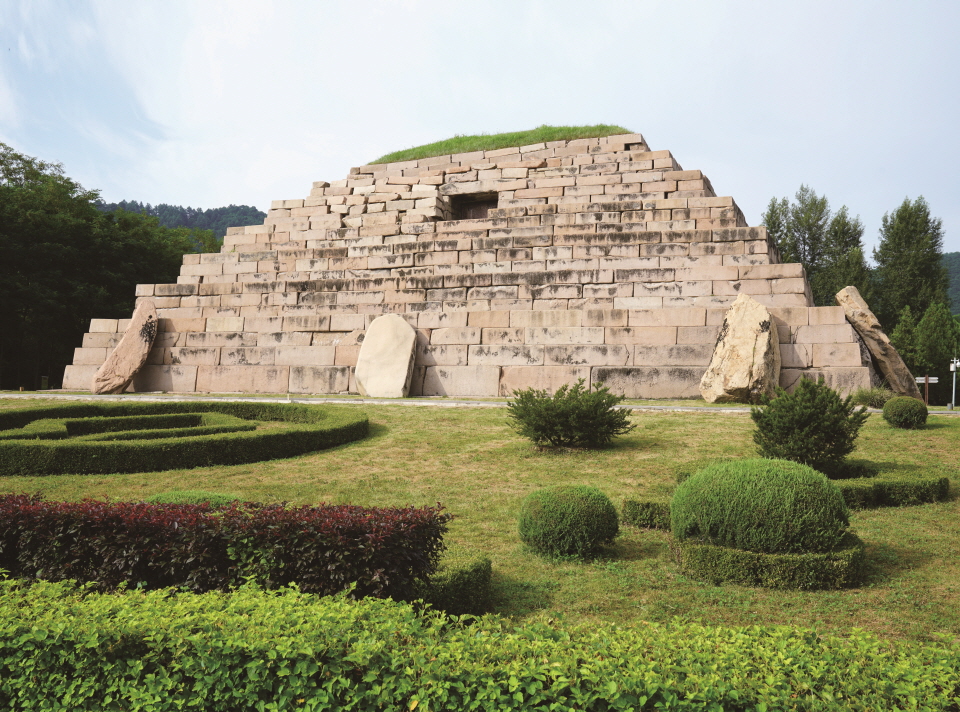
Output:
2,391,958,415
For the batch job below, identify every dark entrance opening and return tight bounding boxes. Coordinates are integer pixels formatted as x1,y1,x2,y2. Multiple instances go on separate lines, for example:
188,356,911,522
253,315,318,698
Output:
450,192,498,221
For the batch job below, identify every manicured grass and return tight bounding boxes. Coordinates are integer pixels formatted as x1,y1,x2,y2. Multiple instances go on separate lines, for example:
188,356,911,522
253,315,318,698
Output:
369,125,633,165
1,397,958,643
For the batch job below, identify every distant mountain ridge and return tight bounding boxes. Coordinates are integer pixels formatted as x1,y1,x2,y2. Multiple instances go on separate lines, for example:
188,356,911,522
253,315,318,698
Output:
945,252,960,314
95,200,266,241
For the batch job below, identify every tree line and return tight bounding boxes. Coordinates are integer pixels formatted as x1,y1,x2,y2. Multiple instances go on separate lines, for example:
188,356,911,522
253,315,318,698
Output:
763,187,959,403
94,200,265,249
0,142,263,391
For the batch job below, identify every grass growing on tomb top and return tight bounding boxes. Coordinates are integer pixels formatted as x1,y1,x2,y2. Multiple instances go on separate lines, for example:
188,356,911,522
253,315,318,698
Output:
369,124,634,165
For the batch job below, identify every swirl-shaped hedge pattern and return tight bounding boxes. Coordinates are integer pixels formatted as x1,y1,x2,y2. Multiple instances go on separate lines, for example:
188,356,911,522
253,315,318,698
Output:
0,402,368,475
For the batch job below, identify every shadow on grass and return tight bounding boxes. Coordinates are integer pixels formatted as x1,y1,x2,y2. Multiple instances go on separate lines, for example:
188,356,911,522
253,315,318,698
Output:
488,571,559,617
364,421,390,440
861,541,936,586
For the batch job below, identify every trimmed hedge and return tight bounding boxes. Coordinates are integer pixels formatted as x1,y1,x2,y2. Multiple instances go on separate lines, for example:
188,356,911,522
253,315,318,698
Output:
0,402,368,475
1,581,959,710
676,532,866,590
0,494,449,599
65,412,204,436
624,474,951,522
835,476,951,508
671,459,849,555
415,546,493,616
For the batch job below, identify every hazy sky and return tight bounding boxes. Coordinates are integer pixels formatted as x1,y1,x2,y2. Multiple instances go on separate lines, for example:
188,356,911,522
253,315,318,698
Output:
2,0,958,254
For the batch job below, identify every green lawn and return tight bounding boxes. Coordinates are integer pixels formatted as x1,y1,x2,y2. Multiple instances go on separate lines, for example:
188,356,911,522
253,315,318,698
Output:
1,397,958,643
370,124,633,164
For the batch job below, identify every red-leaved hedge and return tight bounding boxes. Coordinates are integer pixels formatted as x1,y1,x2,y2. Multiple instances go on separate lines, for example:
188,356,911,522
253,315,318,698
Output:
0,494,449,599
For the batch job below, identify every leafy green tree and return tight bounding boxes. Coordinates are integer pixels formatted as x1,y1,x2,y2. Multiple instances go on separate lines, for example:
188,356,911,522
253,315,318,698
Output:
942,251,960,314
889,306,920,374
95,199,266,248
0,142,192,390
872,197,949,330
761,186,871,306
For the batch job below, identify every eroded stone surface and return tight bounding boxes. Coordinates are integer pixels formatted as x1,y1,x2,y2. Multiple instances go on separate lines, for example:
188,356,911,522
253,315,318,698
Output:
354,314,417,397
91,301,158,394
835,286,922,399
699,293,781,403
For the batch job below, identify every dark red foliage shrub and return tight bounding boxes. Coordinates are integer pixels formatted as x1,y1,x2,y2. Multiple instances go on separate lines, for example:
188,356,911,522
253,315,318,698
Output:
0,494,449,600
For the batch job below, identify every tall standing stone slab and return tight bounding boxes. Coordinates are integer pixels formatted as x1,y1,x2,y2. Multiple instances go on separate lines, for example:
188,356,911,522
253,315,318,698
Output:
354,314,417,398
700,293,781,403
835,286,923,399
91,300,158,394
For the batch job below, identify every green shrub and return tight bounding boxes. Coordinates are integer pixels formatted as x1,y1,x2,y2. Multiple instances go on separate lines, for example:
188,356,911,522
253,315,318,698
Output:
851,383,896,409
0,402,368,476
751,376,869,478
836,476,950,508
621,499,671,530
671,459,849,555
2,581,959,710
676,532,865,589
882,396,928,429
518,485,619,557
506,379,635,448
146,490,239,507
414,546,493,616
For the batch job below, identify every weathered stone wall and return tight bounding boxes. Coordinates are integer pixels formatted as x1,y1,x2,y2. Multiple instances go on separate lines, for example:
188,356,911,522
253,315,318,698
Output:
63,133,873,397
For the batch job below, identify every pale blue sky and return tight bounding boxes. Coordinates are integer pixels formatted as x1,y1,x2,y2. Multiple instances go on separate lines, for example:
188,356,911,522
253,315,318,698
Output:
1,0,958,254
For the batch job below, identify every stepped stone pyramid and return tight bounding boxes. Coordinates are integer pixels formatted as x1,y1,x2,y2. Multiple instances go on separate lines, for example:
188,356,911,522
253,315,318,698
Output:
64,133,876,397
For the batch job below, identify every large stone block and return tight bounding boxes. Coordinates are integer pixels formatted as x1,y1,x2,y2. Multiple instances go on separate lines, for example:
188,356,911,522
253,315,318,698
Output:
62,364,100,390
510,310,581,327
274,345,337,366
592,366,704,399
468,344,544,366
634,344,713,366
354,313,418,398
545,345,631,366
498,366,591,396
196,365,290,393
167,347,221,366
73,347,107,365
524,327,604,345
288,366,350,394
420,365,501,396
416,344,469,366
779,367,872,396
130,365,199,393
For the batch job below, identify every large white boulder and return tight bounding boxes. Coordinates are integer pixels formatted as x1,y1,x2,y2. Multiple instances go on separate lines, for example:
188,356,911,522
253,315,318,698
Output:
354,314,417,398
699,293,781,403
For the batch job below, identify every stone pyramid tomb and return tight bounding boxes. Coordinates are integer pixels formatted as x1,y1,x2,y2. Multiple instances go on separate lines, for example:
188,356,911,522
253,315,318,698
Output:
63,132,878,398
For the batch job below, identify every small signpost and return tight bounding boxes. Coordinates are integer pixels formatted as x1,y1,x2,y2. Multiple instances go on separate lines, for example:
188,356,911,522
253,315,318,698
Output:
950,358,959,410
915,376,939,405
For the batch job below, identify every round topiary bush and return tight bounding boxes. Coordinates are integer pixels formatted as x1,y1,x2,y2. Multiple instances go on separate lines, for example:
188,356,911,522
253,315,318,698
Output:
518,485,619,557
671,459,849,555
882,396,928,429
